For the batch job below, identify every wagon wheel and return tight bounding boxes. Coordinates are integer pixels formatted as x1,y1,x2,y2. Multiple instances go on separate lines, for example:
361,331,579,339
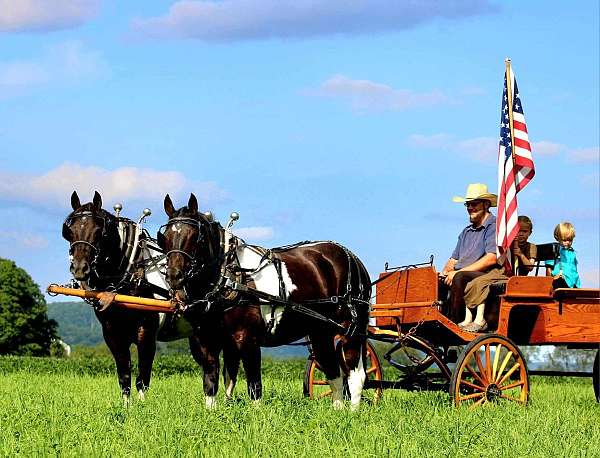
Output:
450,334,529,408
384,335,451,381
593,349,600,403
303,341,383,402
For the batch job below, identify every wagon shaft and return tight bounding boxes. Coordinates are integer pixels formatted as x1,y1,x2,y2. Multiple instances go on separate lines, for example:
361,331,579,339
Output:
46,285,177,313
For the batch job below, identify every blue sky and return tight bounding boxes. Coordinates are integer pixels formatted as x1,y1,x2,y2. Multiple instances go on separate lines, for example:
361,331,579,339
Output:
0,0,598,296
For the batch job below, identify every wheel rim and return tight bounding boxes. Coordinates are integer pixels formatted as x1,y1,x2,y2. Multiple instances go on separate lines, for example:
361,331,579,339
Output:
453,336,529,407
308,342,383,402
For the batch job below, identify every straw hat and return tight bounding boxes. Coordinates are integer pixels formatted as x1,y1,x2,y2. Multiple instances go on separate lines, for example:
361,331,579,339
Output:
452,183,497,207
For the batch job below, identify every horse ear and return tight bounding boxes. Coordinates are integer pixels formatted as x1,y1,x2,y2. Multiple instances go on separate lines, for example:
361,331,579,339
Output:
164,194,175,218
188,193,198,214
71,191,81,210
93,191,102,210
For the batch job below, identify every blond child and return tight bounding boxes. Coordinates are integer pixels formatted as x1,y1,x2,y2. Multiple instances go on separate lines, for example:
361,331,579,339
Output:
545,222,581,288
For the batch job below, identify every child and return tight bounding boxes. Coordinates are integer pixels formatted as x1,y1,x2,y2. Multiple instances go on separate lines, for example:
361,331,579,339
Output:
459,215,537,332
546,222,581,288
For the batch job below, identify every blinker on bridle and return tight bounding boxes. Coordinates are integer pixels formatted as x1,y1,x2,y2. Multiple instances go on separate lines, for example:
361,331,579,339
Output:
158,217,206,260
63,210,108,264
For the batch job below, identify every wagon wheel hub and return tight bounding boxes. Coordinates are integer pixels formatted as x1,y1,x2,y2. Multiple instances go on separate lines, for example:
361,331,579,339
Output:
485,383,501,401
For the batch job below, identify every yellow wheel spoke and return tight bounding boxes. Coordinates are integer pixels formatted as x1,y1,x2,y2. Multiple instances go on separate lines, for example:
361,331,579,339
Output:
500,380,525,391
485,344,492,382
316,390,333,399
495,350,514,383
470,396,487,409
474,352,489,384
460,379,486,392
312,380,328,386
459,392,485,402
465,362,487,387
366,367,378,375
492,344,502,381
497,362,521,386
500,393,525,403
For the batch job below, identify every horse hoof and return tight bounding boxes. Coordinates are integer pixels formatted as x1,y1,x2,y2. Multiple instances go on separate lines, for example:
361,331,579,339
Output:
350,402,360,412
137,389,146,401
205,396,217,410
122,394,131,408
333,400,344,410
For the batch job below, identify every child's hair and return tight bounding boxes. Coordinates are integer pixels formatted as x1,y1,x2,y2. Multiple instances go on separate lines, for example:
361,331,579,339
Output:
554,222,576,242
518,215,533,232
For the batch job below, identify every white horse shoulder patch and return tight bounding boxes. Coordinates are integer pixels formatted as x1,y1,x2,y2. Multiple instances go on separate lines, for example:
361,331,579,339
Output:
236,245,297,334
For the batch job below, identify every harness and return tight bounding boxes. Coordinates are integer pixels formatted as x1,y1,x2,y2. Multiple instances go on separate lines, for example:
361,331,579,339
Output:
161,214,370,336
64,209,169,301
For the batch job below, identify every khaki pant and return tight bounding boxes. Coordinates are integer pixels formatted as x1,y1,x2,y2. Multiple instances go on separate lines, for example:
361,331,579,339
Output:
463,267,507,308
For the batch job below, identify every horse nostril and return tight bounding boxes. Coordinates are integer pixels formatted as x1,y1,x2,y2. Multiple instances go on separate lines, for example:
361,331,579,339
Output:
166,269,184,287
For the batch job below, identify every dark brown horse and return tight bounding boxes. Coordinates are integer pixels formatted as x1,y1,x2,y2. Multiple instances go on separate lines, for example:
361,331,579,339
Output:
62,191,193,404
159,193,371,409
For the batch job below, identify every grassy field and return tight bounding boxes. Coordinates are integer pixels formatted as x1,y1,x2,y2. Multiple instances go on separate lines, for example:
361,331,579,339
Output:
1,357,598,457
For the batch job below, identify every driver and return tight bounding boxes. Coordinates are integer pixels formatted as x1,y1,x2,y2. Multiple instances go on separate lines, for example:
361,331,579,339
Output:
440,183,499,324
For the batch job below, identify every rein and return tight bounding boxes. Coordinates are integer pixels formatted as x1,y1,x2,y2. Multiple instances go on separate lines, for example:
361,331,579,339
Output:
163,217,368,336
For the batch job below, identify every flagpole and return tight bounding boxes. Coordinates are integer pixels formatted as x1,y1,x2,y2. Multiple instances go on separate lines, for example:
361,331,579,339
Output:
504,57,518,273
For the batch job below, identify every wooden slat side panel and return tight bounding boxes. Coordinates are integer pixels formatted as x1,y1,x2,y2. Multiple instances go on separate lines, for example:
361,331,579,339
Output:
375,267,438,304
503,299,600,345
505,276,554,298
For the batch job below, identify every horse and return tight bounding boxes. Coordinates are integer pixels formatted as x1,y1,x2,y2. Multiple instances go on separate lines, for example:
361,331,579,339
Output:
158,193,372,409
62,191,193,404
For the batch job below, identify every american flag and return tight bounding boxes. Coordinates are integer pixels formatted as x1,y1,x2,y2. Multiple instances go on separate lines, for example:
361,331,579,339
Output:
496,64,535,273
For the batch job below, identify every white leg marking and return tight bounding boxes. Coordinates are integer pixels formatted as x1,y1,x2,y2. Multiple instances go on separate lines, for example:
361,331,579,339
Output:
329,376,344,410
122,393,131,408
225,377,236,399
223,364,237,399
205,395,217,410
137,389,146,401
348,348,366,411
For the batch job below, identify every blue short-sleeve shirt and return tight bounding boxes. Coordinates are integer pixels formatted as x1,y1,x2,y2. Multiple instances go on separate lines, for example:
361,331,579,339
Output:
452,213,497,270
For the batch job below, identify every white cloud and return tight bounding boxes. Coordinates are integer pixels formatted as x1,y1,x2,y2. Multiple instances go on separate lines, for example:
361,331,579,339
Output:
409,133,496,163
455,136,497,162
0,0,99,33
130,0,497,42
0,163,228,211
314,75,450,112
569,146,599,163
407,133,451,149
0,231,48,249
409,134,598,166
0,41,108,97
234,226,275,241
532,140,563,157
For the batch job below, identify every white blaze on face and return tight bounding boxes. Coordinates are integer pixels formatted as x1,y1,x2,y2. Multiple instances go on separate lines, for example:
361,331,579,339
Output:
347,348,366,411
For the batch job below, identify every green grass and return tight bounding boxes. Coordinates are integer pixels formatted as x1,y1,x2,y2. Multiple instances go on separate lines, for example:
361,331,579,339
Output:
0,358,598,457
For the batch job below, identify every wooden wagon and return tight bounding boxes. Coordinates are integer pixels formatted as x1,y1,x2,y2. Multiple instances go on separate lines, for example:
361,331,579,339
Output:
304,261,600,407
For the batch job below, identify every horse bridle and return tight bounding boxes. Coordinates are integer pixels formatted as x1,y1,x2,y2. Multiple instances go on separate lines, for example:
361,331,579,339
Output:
63,210,109,272
158,216,215,282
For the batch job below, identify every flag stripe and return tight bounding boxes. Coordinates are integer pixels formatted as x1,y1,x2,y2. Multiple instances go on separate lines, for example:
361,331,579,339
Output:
496,65,535,275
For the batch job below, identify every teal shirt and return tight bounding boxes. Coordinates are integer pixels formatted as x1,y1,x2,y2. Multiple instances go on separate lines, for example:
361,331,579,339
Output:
545,246,581,288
